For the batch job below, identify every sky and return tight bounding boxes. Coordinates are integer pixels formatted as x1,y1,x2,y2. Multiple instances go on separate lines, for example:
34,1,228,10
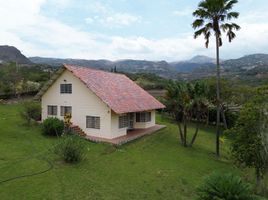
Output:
0,0,267,61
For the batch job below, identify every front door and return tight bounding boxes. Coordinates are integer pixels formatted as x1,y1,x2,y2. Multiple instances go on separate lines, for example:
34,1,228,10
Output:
128,113,134,130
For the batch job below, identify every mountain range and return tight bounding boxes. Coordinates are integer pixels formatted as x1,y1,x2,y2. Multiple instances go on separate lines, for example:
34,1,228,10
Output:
1,45,268,79
0,45,32,65
29,57,177,77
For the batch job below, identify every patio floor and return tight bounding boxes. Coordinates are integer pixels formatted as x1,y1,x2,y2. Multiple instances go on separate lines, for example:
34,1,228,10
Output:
84,124,166,145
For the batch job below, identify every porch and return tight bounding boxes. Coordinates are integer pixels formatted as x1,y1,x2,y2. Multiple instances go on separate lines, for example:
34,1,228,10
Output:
85,124,166,145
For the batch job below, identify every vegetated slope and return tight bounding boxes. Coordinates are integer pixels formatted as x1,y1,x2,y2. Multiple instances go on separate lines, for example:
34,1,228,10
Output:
188,55,217,64
30,55,218,76
29,53,268,80
0,45,32,65
223,54,268,71
29,57,177,78
170,55,216,73
0,103,255,200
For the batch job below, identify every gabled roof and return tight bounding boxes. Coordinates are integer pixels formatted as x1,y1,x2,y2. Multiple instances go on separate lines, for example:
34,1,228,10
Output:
38,64,165,114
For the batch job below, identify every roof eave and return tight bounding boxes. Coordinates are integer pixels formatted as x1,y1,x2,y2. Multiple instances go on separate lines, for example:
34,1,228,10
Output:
112,105,166,115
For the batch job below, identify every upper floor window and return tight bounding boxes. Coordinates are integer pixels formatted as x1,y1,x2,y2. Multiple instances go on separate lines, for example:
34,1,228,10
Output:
136,112,151,122
47,105,57,116
60,106,72,116
60,84,72,94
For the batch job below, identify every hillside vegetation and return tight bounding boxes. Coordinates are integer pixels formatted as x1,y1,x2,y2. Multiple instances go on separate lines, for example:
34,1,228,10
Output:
0,103,259,200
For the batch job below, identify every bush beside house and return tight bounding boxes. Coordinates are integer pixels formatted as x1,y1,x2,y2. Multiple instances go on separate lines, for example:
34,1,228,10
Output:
42,117,64,136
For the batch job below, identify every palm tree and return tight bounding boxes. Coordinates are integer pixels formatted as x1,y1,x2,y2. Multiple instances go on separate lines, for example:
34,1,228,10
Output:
192,0,240,157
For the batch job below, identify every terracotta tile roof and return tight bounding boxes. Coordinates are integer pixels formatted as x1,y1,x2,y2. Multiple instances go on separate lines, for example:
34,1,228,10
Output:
64,64,165,114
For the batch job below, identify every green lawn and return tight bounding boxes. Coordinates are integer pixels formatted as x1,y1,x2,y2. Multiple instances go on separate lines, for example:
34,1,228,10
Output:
0,103,257,200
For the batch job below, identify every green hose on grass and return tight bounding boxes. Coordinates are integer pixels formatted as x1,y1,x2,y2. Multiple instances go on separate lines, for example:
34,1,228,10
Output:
0,136,55,184
0,157,53,184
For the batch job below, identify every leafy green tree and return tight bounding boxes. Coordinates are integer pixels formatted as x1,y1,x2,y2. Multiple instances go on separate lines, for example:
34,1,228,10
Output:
0,62,49,98
192,0,240,157
227,91,268,188
20,101,41,125
165,81,209,147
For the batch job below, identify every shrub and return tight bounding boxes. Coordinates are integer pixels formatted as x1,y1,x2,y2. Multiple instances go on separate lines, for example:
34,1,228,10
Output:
54,135,86,163
197,172,255,200
225,111,239,128
20,101,41,124
42,117,64,136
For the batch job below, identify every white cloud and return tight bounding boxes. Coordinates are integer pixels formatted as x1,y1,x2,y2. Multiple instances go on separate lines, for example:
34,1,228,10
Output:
173,8,193,17
46,0,72,9
85,13,141,27
0,0,46,29
85,1,141,27
101,13,141,27
87,2,109,14
219,22,268,58
85,17,94,24
0,0,267,62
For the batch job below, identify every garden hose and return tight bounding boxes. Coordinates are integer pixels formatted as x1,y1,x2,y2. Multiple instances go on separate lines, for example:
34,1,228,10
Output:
0,134,55,185
0,157,53,184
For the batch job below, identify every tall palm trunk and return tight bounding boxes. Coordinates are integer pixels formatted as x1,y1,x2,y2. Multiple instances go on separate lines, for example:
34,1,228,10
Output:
183,113,187,147
215,33,221,157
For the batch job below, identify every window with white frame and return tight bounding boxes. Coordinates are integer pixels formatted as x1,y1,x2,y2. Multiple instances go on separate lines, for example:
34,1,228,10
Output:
60,84,72,94
47,105,57,116
60,106,72,116
86,116,100,129
136,112,151,122
119,115,128,128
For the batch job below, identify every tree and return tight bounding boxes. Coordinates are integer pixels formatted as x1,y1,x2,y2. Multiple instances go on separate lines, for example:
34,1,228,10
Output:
192,0,240,157
227,91,268,190
20,101,41,125
165,81,208,147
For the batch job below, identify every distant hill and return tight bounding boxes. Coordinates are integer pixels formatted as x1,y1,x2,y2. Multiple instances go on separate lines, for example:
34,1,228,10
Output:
0,45,32,65
176,53,268,81
222,54,268,71
29,57,177,78
170,55,216,72
1,44,266,80
188,55,217,64
30,54,268,79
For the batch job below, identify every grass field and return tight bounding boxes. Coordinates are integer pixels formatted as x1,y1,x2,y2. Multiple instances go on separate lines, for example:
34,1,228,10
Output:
0,103,260,200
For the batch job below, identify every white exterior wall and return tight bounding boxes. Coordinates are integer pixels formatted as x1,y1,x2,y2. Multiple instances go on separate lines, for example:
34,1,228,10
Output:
110,111,156,136
133,110,156,129
111,112,128,138
41,70,112,139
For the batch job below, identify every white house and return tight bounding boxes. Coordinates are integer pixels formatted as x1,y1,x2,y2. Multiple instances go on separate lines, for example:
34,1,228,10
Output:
37,64,165,140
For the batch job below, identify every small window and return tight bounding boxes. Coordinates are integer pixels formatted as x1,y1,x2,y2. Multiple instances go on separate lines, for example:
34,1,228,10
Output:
119,115,128,128
60,106,72,116
60,84,72,94
86,116,100,129
136,112,151,122
47,105,57,116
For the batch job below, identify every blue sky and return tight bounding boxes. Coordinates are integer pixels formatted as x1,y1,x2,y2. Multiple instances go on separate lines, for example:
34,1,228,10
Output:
0,0,267,61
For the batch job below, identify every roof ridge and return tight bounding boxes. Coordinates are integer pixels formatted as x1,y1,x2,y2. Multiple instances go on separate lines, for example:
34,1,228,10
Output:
63,64,127,77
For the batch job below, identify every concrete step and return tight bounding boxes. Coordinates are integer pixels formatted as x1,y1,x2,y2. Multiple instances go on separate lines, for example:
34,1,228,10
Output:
70,125,87,137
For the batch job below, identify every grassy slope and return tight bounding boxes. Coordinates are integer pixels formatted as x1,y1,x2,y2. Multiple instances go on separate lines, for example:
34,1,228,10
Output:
0,104,256,200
